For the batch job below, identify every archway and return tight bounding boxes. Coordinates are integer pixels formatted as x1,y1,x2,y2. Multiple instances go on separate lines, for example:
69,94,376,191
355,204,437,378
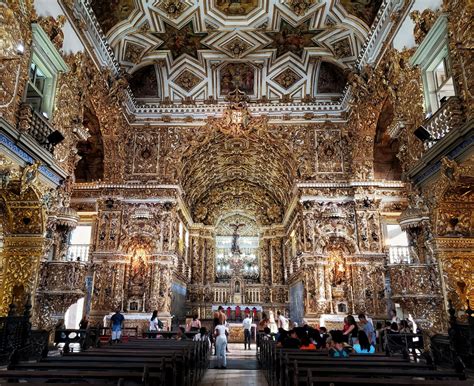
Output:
74,106,104,182
373,98,402,180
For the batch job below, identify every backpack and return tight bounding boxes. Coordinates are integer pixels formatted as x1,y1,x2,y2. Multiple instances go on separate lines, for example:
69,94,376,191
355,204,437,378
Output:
157,319,164,329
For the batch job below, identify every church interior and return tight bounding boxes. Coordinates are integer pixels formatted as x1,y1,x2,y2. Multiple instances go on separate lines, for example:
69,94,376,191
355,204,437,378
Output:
0,0,473,384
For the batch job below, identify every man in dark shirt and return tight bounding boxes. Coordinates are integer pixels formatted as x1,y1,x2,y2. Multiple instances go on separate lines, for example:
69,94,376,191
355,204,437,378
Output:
110,309,124,344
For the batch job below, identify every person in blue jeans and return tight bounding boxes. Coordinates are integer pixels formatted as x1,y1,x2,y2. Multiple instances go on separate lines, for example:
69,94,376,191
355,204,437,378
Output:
110,309,124,344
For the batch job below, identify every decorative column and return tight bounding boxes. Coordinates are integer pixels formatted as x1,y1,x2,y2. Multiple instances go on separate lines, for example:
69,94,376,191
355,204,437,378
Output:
0,163,48,317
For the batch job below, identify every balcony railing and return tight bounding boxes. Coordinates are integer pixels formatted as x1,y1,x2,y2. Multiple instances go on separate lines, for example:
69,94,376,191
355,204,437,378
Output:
423,96,465,150
18,103,58,153
389,245,412,264
67,244,90,262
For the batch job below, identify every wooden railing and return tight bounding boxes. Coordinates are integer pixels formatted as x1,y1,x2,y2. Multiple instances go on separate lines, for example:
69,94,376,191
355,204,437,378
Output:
0,298,49,366
423,96,465,151
389,245,412,264
17,103,59,153
430,300,474,370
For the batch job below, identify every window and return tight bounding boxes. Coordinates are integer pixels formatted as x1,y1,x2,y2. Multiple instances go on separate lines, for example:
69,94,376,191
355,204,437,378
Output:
24,24,68,118
410,15,455,116
424,56,455,115
385,224,410,264
67,225,92,262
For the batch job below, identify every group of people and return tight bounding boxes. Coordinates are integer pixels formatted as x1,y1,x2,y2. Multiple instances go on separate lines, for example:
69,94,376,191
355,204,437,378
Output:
260,310,418,358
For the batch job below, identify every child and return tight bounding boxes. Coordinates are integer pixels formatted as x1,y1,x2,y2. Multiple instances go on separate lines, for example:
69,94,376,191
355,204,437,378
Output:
328,330,349,358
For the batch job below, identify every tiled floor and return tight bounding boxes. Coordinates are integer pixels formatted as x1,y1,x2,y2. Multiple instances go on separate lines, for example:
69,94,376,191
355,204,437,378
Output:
201,343,268,386
200,369,267,386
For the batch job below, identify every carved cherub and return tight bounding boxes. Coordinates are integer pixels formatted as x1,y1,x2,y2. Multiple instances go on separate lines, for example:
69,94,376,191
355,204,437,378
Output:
20,161,41,195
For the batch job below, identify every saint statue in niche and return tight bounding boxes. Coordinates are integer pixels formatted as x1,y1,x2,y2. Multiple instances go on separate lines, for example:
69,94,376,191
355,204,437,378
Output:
235,281,241,293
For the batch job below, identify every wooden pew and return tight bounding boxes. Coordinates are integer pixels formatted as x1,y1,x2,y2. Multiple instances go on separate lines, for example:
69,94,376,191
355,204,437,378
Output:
6,338,209,386
259,339,468,386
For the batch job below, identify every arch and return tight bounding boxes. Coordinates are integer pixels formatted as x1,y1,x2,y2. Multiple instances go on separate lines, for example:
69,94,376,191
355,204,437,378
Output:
180,128,298,225
315,232,359,255
317,61,347,94
128,64,160,98
373,97,402,180
74,105,104,182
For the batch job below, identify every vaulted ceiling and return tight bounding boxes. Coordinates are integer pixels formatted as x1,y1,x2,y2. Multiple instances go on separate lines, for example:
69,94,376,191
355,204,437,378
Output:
180,129,298,225
89,0,383,104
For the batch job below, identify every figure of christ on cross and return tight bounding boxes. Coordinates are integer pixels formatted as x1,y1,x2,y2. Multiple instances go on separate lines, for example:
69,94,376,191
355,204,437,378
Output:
230,222,246,254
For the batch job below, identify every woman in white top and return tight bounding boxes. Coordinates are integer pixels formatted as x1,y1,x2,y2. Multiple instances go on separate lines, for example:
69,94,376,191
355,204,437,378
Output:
214,323,228,369
268,311,278,334
149,310,160,332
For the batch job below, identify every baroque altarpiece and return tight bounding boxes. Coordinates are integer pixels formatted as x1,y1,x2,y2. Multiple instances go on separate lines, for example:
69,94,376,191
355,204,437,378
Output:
0,0,472,336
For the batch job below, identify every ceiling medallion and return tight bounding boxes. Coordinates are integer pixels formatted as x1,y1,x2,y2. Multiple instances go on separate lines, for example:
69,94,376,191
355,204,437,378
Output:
286,0,317,16
157,0,188,19
273,68,302,89
174,69,203,92
222,36,252,58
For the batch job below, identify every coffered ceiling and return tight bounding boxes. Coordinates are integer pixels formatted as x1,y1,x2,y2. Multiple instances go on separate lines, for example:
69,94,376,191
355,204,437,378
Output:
88,0,383,105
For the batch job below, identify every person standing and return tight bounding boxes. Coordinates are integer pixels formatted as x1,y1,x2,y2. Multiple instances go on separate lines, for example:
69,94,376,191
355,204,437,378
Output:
277,310,289,331
243,314,252,350
110,309,124,344
358,313,376,346
214,322,228,369
190,314,201,331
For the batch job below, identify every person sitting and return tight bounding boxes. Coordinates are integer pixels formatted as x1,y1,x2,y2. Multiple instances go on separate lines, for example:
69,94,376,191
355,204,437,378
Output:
318,326,329,349
300,335,316,350
399,319,412,333
176,326,188,340
329,330,349,358
276,327,287,347
388,322,399,334
282,329,301,349
358,313,376,346
261,327,273,341
353,331,375,354
193,327,211,350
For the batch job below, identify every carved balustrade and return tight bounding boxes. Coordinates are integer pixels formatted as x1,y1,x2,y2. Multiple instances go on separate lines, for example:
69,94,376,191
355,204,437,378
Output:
37,261,88,293
66,244,90,262
388,245,412,264
388,263,441,298
17,103,61,153
423,96,465,151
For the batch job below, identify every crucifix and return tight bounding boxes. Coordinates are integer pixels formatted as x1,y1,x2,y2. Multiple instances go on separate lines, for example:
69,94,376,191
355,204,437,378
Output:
230,223,246,254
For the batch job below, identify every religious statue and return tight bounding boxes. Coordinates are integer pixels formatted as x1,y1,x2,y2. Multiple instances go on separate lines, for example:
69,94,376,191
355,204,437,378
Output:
230,222,245,254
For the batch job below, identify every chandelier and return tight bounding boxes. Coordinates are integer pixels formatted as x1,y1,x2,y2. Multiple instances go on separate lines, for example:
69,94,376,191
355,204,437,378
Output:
216,252,259,280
